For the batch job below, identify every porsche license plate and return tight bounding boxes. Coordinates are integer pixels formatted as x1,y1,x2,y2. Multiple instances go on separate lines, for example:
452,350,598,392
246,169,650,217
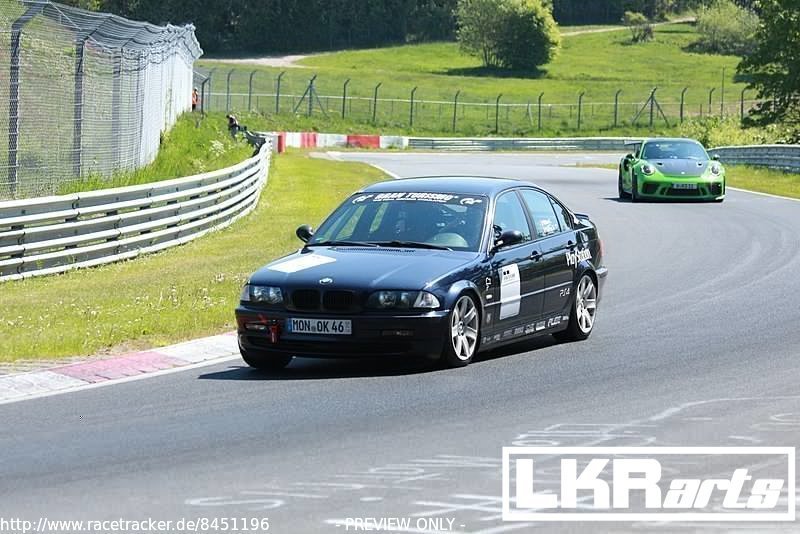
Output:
672,183,698,189
288,318,352,335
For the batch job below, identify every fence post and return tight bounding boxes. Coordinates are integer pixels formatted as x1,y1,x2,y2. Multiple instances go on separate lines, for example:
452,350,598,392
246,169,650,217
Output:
73,38,87,179
708,88,715,115
341,79,350,119
720,67,726,117
452,90,461,133
410,86,417,128
537,92,544,131
111,50,122,168
307,74,317,117
680,87,688,123
577,92,585,131
226,69,234,112
248,70,256,112
275,71,285,114
649,88,658,127
372,82,382,123
740,88,747,121
200,78,209,115
7,5,43,196
206,68,216,111
613,89,622,128
495,94,502,133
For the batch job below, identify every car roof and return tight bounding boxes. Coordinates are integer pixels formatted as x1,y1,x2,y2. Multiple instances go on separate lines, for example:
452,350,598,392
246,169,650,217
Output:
361,176,534,196
642,137,703,145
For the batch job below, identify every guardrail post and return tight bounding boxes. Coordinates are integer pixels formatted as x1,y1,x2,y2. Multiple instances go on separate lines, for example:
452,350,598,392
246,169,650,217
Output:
410,86,417,128
342,79,350,119
577,92,585,130
708,87,716,115
495,94,502,134
275,71,285,114
248,70,256,112
73,37,87,179
680,87,688,123
613,89,622,128
537,92,544,131
452,90,461,133
372,82,382,124
226,69,234,112
740,88,747,121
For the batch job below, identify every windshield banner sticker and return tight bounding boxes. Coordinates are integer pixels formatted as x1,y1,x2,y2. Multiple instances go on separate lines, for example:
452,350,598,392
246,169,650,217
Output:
352,192,478,204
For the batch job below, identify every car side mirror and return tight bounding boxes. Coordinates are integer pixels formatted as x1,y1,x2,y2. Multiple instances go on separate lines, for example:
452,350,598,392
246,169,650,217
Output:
296,224,314,243
711,154,721,161
493,229,524,251
625,153,635,160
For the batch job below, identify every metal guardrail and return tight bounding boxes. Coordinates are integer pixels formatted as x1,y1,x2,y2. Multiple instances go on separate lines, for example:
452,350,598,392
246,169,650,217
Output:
0,141,271,281
708,145,800,173
407,137,641,151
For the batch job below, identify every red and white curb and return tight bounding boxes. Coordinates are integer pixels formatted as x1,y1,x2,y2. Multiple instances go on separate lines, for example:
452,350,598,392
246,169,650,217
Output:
0,333,240,405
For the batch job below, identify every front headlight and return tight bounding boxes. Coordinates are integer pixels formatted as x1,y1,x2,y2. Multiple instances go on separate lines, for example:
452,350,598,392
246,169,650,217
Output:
241,284,284,304
641,163,655,176
710,163,722,175
367,290,440,309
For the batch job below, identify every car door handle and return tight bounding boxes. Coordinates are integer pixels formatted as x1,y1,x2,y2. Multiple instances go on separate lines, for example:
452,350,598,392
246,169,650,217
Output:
530,250,542,261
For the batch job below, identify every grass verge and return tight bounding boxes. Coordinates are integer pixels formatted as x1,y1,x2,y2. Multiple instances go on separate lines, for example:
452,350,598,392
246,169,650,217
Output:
0,151,386,361
59,113,253,194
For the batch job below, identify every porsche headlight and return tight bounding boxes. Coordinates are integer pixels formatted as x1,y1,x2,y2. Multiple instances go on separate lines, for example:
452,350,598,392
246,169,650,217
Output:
641,163,655,176
241,284,284,304
710,163,722,175
367,291,440,309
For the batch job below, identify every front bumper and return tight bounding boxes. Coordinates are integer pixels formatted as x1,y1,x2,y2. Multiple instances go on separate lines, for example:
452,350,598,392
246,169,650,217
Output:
235,306,449,358
637,176,725,200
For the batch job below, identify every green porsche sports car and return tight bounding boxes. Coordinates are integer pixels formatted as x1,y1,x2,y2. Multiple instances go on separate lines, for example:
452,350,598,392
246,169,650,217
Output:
618,138,725,202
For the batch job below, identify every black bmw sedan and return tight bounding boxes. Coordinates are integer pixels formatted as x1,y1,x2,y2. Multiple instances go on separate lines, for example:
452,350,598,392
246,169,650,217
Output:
236,176,607,369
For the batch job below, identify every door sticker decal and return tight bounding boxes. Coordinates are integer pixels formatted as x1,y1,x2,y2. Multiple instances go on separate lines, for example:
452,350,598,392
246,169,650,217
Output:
499,263,521,320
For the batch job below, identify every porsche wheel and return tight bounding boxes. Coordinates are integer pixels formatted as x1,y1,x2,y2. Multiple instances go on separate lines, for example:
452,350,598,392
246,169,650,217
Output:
618,169,630,199
554,274,597,342
630,174,640,203
441,294,480,368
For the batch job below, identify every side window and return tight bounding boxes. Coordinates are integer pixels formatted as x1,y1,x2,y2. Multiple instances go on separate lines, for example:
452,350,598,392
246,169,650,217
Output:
520,189,561,239
549,197,572,232
492,192,532,243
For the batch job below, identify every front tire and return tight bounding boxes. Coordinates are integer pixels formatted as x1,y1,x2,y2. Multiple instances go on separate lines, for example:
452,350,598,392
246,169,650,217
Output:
553,274,597,342
630,173,640,203
241,349,293,370
618,169,630,199
441,294,480,368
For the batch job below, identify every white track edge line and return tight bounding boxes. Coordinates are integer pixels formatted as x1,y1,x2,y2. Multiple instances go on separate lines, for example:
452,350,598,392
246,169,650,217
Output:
0,354,241,407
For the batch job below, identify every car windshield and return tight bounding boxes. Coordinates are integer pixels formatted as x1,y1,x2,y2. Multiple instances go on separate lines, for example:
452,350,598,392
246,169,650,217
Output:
642,141,708,160
309,192,488,252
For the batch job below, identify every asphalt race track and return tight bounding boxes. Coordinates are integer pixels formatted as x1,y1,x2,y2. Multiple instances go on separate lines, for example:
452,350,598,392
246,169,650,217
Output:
2,153,800,533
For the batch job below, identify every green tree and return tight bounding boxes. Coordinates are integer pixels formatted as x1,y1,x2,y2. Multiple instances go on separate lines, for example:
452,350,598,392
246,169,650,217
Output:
456,0,560,70
738,0,800,131
623,11,653,43
694,0,759,55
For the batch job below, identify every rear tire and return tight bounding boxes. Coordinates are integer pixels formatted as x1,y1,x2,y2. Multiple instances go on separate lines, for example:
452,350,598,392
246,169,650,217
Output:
241,349,293,370
440,294,480,368
553,274,597,342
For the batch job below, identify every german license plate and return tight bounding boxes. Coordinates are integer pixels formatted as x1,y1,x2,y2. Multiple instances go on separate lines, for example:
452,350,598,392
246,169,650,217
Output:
288,318,352,335
672,183,698,189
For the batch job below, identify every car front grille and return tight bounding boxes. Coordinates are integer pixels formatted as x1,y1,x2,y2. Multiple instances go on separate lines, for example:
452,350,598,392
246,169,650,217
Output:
289,289,360,313
292,289,320,310
709,183,723,195
642,183,659,195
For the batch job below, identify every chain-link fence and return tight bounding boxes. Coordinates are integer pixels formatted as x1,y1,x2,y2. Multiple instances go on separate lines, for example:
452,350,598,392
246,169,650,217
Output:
196,68,762,137
0,0,202,200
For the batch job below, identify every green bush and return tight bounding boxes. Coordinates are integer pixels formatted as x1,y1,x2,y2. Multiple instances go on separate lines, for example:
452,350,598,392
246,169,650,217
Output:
678,116,779,147
623,11,653,43
694,0,759,55
456,0,561,70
